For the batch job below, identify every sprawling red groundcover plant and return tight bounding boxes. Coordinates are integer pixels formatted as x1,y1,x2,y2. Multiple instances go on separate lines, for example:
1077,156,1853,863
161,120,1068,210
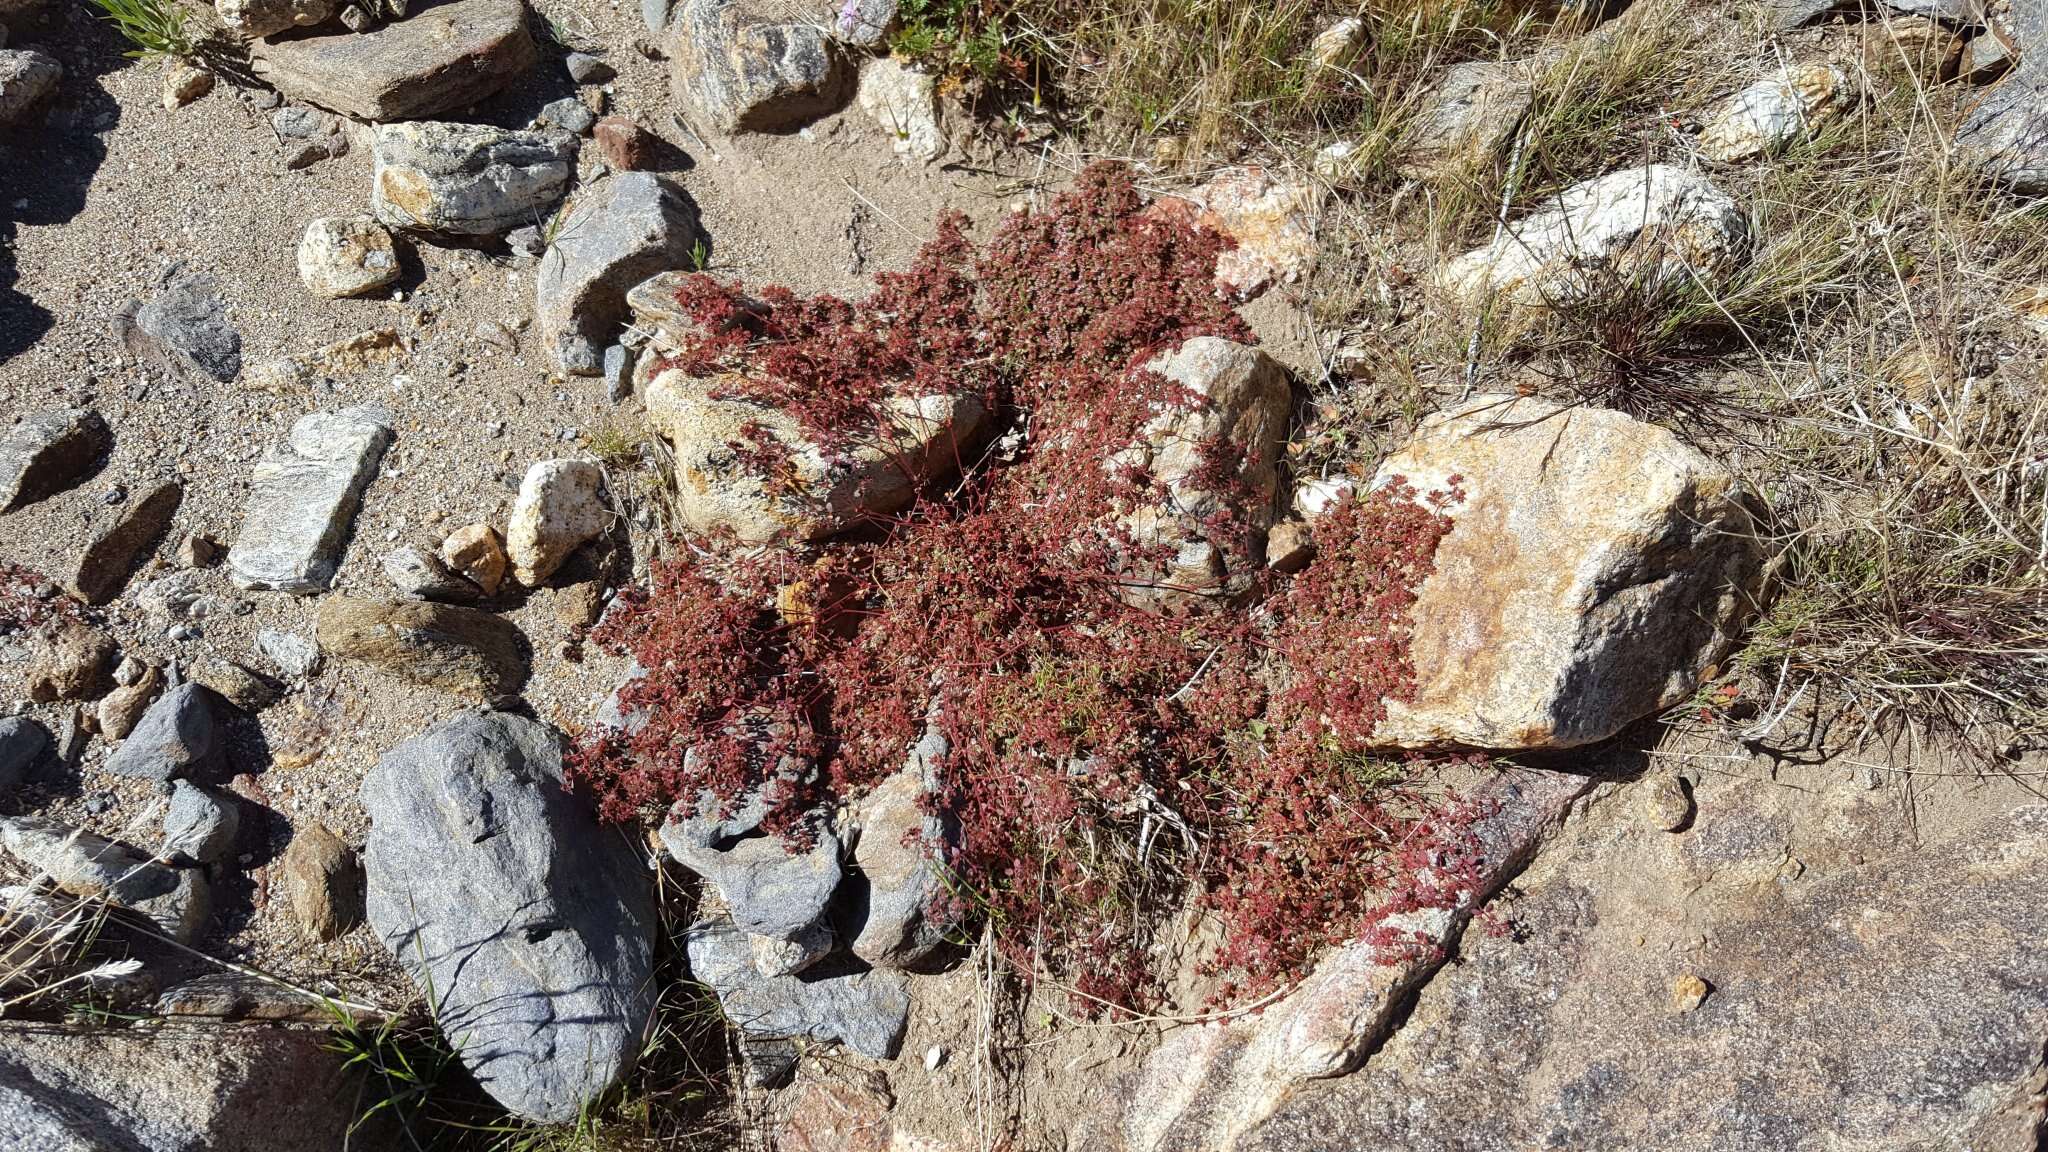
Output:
571,163,1479,1009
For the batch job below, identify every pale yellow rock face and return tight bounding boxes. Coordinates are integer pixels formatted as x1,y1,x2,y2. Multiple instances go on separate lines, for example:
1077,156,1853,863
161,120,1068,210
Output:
644,367,987,546
506,459,605,586
1697,63,1853,164
1366,394,1763,750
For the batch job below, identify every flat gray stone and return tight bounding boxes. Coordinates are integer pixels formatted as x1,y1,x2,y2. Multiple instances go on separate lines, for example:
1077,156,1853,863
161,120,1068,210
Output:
64,479,181,605
371,120,579,236
0,408,109,513
668,0,850,133
249,0,538,121
133,269,242,383
843,728,956,967
1957,0,2048,191
226,406,392,594
255,628,322,678
105,682,221,782
537,94,596,135
660,780,842,941
832,0,897,45
361,710,656,1123
537,172,700,376
162,780,239,864
0,816,211,941
686,916,909,1058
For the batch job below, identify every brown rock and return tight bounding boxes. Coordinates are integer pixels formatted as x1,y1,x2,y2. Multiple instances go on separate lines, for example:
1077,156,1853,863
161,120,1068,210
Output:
27,620,115,703
190,660,280,712
1644,775,1694,832
155,971,333,1022
175,532,220,568
277,822,363,942
0,408,110,513
1265,520,1314,573
776,1075,895,1152
440,522,508,595
1363,395,1763,750
97,662,163,740
591,115,655,170
315,594,529,698
1670,972,1711,1013
248,0,538,121
66,479,182,605
552,580,604,627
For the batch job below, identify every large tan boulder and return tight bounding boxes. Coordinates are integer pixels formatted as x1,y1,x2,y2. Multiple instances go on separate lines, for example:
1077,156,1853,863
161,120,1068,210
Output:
1364,395,1762,750
644,367,986,546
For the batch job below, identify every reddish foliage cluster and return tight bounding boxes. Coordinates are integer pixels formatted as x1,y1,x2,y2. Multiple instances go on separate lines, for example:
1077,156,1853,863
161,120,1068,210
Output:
0,563,83,637
574,163,1480,1008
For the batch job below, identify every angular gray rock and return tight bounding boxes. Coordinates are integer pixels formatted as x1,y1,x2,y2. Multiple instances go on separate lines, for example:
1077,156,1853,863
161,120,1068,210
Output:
832,0,898,45
536,172,700,376
536,94,596,135
64,478,182,605
248,0,538,121
381,544,481,601
255,628,322,678
0,816,211,941
1397,61,1533,179
361,710,656,1123
660,781,843,942
565,50,614,83
371,121,578,237
226,406,392,594
162,780,239,864
105,682,221,782
0,1021,376,1151
686,916,909,1059
134,268,243,383
668,0,851,133
843,727,955,967
0,408,109,513
0,716,51,791
315,594,528,698
0,48,58,126
1956,0,2048,191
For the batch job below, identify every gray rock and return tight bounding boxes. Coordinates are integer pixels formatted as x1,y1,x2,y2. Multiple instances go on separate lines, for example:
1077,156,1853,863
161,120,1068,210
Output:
537,173,700,376
537,94,597,135
641,0,671,31
270,104,334,139
1397,60,1533,179
0,716,51,792
162,780,239,863
1957,0,2048,191
315,594,529,698
686,916,909,1058
0,408,109,513
106,682,220,782
832,0,898,45
248,0,538,121
155,971,332,1022
226,406,392,594
507,223,547,258
297,215,402,299
371,121,579,236
843,728,956,967
64,478,181,605
565,50,615,83
0,816,211,941
0,1021,375,1151
0,48,59,126
255,628,322,678
668,0,851,133
278,822,362,941
361,710,656,1123
602,342,635,401
660,781,842,941
381,544,481,601
133,269,242,383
